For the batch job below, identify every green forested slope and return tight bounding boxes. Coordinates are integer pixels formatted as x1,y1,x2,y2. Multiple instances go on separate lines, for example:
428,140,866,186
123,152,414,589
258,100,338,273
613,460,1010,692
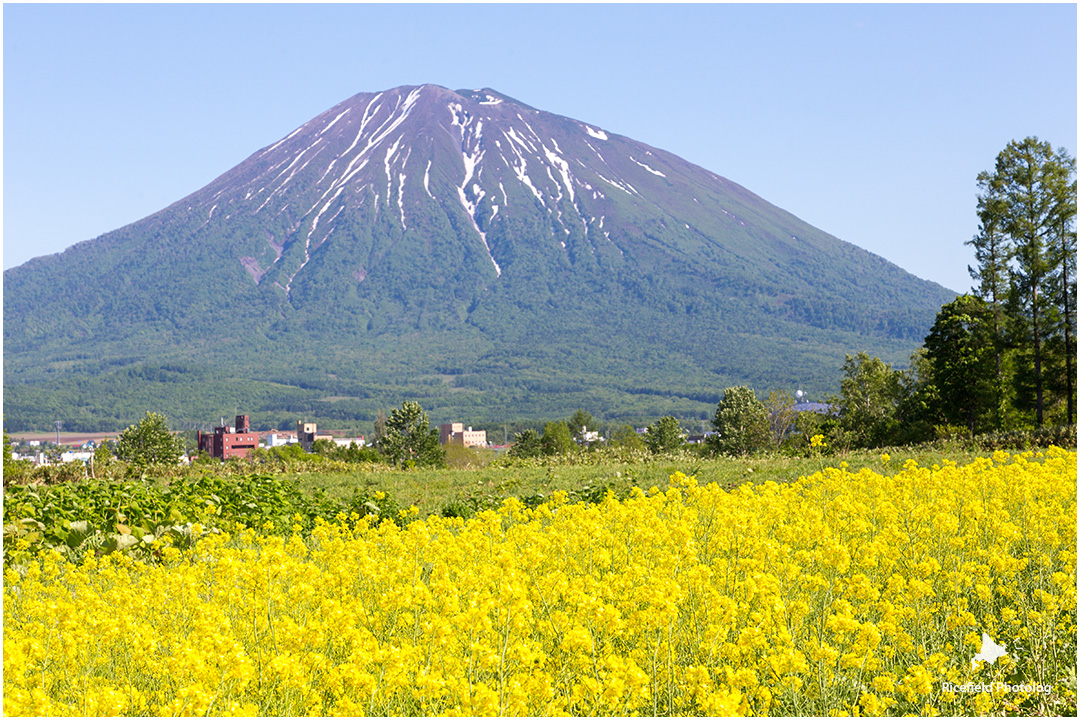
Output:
3,85,954,431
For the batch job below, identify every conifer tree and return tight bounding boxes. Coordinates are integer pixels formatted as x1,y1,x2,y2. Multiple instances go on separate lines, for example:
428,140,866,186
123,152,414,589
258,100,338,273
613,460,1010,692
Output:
377,401,444,468
970,137,1076,427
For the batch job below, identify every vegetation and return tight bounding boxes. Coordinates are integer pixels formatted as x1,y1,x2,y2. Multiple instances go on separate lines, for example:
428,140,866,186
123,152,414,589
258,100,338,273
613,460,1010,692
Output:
113,411,185,469
568,408,598,443
508,428,543,459
607,423,645,450
963,136,1076,428
711,386,769,455
1,122,1077,716
4,449,1075,715
3,86,957,435
644,416,685,454
540,421,574,456
374,401,444,469
1,472,401,568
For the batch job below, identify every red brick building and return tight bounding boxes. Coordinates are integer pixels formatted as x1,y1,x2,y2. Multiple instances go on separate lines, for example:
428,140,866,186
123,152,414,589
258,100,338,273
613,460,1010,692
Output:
198,415,259,460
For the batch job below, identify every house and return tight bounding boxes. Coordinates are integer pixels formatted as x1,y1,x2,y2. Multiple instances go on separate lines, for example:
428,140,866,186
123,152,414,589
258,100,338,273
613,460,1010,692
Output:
440,423,487,448
296,421,333,451
24,450,93,466
198,415,259,460
332,437,366,448
262,431,297,448
578,429,602,444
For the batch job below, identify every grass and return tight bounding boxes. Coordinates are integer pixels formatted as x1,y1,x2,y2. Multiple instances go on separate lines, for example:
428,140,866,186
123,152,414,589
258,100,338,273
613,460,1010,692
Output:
286,445,996,520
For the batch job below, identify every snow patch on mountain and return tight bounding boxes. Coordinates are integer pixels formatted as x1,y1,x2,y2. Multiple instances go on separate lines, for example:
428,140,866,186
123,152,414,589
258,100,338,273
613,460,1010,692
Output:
584,139,607,165
595,172,638,196
511,156,546,207
584,125,608,140
424,160,435,199
262,124,306,155
543,145,575,203
630,156,666,177
320,108,351,135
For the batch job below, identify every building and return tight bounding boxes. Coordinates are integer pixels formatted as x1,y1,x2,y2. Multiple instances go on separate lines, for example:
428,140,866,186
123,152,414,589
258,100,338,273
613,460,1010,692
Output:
578,429,602,444
198,415,259,460
440,423,487,448
262,431,297,448
793,402,836,415
296,421,333,451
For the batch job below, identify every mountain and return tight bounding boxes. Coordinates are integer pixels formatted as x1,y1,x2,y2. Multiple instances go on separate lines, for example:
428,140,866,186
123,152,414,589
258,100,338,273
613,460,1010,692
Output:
3,84,955,432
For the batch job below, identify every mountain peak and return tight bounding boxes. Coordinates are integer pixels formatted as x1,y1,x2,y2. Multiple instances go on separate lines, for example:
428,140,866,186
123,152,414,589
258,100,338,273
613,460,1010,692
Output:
3,85,954,431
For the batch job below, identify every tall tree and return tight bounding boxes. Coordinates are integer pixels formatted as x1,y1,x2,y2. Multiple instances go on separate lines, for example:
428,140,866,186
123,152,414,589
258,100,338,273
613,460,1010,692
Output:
377,401,444,468
923,295,998,433
508,428,544,459
833,353,904,447
1045,147,1077,424
567,409,597,443
711,386,769,455
115,411,185,468
645,416,685,454
967,168,1012,383
607,424,645,450
893,347,939,444
540,421,574,456
982,137,1076,426
764,389,798,448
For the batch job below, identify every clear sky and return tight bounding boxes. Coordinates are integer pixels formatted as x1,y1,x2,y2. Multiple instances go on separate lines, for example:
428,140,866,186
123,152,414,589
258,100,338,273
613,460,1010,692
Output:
3,3,1076,294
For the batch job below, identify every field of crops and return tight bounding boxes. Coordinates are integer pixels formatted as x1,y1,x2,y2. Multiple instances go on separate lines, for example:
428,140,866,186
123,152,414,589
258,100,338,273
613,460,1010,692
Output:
3,448,1076,716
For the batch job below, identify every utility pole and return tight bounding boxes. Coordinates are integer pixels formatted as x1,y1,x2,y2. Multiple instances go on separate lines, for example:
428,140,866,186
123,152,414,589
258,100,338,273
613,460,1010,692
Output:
54,419,63,446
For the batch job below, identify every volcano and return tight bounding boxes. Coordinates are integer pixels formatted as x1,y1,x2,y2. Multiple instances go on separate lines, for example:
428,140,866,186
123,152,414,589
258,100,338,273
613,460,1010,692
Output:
3,84,954,431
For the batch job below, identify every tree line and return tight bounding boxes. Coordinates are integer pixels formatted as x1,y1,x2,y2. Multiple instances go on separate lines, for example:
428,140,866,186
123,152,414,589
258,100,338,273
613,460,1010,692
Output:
510,137,1078,454
788,136,1075,448
951,136,1075,431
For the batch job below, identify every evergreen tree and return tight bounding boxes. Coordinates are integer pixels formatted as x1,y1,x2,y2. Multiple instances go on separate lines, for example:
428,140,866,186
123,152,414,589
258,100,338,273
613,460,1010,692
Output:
979,137,1076,426
923,295,998,433
377,401,444,468
508,428,544,458
967,168,1012,384
567,409,597,443
1045,149,1077,424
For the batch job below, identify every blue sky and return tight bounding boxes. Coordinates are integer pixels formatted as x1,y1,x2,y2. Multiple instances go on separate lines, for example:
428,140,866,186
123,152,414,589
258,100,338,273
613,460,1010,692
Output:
3,3,1076,294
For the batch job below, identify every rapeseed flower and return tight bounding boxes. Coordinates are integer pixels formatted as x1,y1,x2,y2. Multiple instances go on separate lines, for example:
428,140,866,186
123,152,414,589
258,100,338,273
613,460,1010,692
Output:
3,449,1075,716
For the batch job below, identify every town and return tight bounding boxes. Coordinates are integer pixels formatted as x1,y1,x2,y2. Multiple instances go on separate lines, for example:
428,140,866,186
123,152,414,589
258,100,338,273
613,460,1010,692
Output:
7,393,843,468
7,415,501,466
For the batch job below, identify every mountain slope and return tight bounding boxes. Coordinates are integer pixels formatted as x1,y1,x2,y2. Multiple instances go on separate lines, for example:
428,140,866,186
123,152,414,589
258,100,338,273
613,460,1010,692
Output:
3,85,955,431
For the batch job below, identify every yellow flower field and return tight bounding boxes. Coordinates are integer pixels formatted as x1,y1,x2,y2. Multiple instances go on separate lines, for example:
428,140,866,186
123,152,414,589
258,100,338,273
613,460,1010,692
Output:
4,449,1076,716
